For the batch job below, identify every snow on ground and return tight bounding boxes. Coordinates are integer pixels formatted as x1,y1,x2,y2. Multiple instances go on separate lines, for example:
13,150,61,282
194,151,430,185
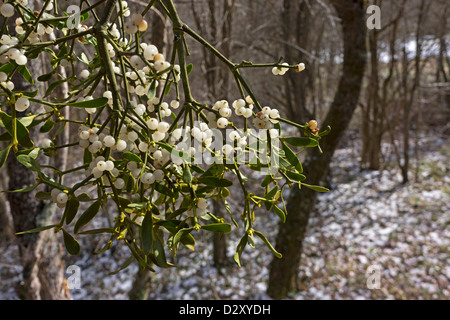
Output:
0,133,448,300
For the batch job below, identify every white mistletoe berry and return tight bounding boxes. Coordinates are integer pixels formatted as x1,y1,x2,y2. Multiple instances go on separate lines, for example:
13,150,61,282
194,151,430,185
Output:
138,141,148,152
296,63,306,72
96,161,107,171
219,107,232,118
217,117,228,129
7,48,20,60
104,160,115,171
56,192,68,205
144,45,158,60
79,130,90,140
0,3,15,18
170,100,180,109
153,169,164,182
80,69,90,79
147,118,159,131
103,135,116,148
114,178,125,189
127,131,138,142
269,108,280,119
152,131,165,142
116,140,127,152
157,121,170,133
222,144,233,156
42,138,52,148
141,172,155,185
15,54,27,65
15,97,30,112
197,198,208,210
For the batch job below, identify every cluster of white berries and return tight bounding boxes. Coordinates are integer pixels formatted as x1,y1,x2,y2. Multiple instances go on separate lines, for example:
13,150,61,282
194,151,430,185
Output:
187,198,209,217
204,100,231,129
0,71,14,92
2,1,55,44
153,53,171,74
124,13,148,34
272,62,306,76
76,114,178,167
79,95,96,114
5,47,26,65
87,156,116,180
258,128,279,140
109,23,122,41
150,147,172,168
188,122,215,153
221,129,247,157
252,106,280,129
200,96,282,131
0,35,27,65
147,118,170,142
106,46,176,111
272,63,290,76
50,189,69,208
232,96,254,119
125,161,164,187
170,121,253,164
72,19,175,101
63,14,182,137
146,97,179,118
15,18,54,38
115,0,130,16
78,126,126,154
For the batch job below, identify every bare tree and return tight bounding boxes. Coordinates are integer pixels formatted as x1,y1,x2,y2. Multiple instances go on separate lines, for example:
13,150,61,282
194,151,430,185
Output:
4,0,71,299
267,0,367,299
360,0,405,170
386,0,429,184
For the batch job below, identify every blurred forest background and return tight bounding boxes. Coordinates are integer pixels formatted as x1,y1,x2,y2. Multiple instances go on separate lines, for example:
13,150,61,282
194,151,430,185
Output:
0,0,449,300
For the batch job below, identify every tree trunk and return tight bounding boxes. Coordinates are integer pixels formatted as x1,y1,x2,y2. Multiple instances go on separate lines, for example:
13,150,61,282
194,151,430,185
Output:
6,0,70,299
212,0,234,267
0,170,14,244
128,268,153,300
267,0,367,299
361,25,382,170
8,158,70,300
398,0,427,184
212,200,228,267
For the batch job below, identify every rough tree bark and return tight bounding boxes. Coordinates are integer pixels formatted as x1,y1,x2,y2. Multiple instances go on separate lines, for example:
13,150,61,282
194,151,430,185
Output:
267,0,367,299
8,110,69,300
6,0,70,299
0,170,14,244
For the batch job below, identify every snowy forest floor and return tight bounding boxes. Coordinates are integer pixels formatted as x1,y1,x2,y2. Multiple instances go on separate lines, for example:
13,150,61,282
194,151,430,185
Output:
1,132,449,300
